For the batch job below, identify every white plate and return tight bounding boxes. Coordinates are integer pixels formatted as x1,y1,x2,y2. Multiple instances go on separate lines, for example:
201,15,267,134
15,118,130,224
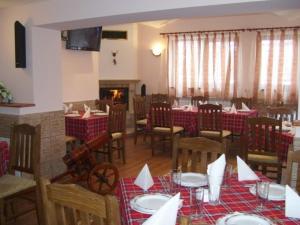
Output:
175,173,207,188
94,112,108,116
249,183,285,201
130,193,172,214
216,212,275,225
91,109,103,113
65,114,80,117
237,109,251,112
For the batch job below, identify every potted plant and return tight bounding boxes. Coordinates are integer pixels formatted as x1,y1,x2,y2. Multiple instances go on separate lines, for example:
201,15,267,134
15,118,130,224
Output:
0,81,13,103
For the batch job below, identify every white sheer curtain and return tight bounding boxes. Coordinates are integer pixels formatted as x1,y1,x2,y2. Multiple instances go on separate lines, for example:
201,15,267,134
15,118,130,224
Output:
167,32,239,99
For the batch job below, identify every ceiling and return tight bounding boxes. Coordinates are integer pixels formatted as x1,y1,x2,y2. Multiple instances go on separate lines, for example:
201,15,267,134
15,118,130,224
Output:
0,0,45,9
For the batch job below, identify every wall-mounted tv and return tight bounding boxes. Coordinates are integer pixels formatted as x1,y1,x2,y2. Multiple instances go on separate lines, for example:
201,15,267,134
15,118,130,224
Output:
15,21,26,68
66,27,102,52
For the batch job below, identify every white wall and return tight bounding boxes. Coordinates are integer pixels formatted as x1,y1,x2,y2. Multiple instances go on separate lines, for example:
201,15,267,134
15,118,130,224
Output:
100,24,138,80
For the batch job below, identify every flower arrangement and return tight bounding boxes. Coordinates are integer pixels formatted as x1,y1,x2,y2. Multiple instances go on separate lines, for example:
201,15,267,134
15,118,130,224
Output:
0,81,13,103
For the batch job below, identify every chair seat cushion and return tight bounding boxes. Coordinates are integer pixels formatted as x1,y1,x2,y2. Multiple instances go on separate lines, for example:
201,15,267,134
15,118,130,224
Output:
0,174,36,198
136,119,147,125
248,153,279,164
200,130,231,138
111,132,123,140
153,126,184,134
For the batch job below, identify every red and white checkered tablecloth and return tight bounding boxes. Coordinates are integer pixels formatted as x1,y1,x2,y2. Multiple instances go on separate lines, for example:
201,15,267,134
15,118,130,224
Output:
65,115,108,141
0,141,9,177
172,109,258,135
118,175,300,225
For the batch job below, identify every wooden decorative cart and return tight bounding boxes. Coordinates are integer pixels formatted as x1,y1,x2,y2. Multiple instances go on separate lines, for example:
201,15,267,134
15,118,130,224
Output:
52,132,119,195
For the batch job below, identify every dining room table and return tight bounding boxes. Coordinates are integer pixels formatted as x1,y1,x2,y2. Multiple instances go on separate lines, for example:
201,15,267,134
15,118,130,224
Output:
118,173,300,225
0,141,9,177
171,107,258,136
65,112,109,141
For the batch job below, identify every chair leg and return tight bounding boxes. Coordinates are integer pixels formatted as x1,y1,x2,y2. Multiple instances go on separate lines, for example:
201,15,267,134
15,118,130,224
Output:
277,165,282,184
0,198,6,225
35,186,43,225
117,140,121,159
108,141,113,163
134,127,138,145
121,138,126,164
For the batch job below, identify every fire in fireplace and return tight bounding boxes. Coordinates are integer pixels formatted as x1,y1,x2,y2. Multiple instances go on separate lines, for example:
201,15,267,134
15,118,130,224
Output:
99,87,129,109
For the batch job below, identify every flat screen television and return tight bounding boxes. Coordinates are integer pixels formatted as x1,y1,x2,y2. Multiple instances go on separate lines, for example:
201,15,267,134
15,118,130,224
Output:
66,27,102,51
15,21,26,68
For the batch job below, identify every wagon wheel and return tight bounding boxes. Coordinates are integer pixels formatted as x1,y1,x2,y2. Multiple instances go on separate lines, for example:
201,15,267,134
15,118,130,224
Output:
88,163,119,195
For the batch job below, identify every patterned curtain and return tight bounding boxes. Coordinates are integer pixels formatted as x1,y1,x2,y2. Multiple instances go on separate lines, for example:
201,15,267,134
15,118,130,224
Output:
167,32,239,99
253,29,299,104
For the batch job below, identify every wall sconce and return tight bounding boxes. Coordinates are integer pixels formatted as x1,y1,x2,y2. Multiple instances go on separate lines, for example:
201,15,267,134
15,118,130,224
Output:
112,50,119,65
151,43,162,56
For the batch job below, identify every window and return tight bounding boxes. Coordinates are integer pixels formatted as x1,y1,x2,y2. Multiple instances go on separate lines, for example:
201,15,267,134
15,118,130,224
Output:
168,33,239,98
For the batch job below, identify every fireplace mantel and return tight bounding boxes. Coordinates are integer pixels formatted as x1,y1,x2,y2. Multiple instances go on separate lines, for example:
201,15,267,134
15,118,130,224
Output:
99,79,140,85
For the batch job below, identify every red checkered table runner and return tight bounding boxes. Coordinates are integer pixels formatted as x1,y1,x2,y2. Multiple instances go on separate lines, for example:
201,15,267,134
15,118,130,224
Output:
65,115,108,141
0,141,9,177
118,175,300,225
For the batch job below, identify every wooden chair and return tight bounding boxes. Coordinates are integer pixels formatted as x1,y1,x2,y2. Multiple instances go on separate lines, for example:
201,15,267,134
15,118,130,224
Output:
95,99,113,112
242,117,283,183
267,106,295,122
150,103,184,156
286,146,300,193
197,104,231,154
0,124,42,225
231,97,253,109
39,178,121,225
151,93,169,103
108,104,127,163
172,136,224,173
191,96,209,106
133,96,147,145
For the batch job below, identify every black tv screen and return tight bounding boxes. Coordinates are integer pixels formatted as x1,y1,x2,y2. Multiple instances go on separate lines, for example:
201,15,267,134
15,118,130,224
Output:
66,27,102,51
15,21,26,68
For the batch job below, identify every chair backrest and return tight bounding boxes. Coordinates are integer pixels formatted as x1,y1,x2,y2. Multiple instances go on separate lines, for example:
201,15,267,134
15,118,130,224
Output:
197,104,223,137
286,146,300,193
133,96,146,121
39,178,121,225
267,106,295,122
243,117,282,158
231,97,253,109
108,104,127,134
172,136,224,173
150,102,173,130
151,93,169,103
95,99,113,112
8,123,41,179
191,96,209,106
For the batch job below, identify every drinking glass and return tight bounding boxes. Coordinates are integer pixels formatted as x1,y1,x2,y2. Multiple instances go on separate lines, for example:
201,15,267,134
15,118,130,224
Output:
170,168,182,194
208,175,223,205
223,164,234,189
190,188,205,219
255,181,270,211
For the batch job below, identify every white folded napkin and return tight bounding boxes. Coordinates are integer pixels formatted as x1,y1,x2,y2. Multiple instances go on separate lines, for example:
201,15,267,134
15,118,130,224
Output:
134,164,154,192
172,100,178,108
143,193,180,225
106,104,110,114
207,154,226,201
199,100,203,105
230,104,237,114
63,103,73,113
237,156,259,181
82,107,91,118
84,104,89,112
285,185,300,219
215,102,219,105
242,102,250,111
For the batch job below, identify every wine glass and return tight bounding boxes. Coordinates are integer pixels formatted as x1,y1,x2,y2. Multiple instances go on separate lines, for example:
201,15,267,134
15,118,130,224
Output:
223,164,234,189
190,188,205,219
255,181,270,211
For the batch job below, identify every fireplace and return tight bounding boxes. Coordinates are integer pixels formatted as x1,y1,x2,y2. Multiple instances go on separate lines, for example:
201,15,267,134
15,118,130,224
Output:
100,87,129,109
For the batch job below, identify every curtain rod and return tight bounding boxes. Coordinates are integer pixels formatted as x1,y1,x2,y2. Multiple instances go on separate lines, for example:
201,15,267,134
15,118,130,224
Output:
160,26,300,36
